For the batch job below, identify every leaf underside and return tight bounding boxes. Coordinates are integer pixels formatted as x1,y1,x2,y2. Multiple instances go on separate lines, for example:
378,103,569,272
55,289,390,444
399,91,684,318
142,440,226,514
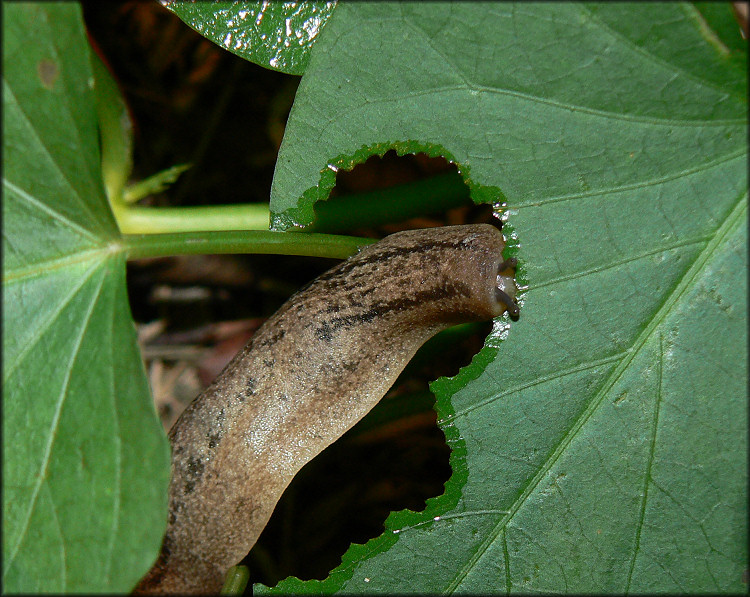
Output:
264,2,748,593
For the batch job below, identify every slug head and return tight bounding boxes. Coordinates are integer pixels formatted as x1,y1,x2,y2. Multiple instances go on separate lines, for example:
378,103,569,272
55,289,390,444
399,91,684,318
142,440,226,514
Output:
359,224,519,326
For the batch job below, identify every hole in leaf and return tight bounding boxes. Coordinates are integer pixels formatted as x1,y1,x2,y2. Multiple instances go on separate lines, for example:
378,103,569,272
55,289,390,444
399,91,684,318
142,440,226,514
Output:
242,320,493,587
310,150,494,235
241,150,501,587
127,140,510,589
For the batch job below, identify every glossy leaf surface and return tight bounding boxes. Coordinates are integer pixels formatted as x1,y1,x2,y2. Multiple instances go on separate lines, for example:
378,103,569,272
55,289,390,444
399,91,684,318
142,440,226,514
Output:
164,0,337,75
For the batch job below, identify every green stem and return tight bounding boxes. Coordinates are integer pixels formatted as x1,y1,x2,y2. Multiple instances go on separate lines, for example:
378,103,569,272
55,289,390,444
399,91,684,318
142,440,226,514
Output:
310,170,470,233
114,204,271,234
91,47,132,204
124,229,376,261
123,163,191,204
220,565,249,595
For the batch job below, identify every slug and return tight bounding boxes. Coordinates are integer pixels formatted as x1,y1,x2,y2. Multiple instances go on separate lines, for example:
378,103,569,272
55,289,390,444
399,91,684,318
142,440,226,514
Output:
135,224,519,594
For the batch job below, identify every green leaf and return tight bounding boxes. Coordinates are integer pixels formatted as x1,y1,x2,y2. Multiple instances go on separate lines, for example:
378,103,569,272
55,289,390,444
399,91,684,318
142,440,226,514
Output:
265,2,747,593
164,0,337,75
2,4,170,592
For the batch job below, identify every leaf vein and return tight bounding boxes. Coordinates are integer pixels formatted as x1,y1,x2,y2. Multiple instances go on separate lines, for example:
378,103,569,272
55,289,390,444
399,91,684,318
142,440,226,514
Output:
445,186,747,593
103,281,122,584
3,263,97,383
625,334,664,594
2,178,102,247
533,236,711,289
2,268,106,578
3,69,108,239
579,3,739,100
514,148,747,210
442,353,624,424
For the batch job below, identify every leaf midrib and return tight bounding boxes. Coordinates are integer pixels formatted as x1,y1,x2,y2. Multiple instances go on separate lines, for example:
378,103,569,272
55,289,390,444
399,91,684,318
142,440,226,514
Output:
2,244,120,285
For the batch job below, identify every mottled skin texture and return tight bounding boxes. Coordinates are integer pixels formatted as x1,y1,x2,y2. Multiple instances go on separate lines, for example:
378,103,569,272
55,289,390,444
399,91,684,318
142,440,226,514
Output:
136,224,518,594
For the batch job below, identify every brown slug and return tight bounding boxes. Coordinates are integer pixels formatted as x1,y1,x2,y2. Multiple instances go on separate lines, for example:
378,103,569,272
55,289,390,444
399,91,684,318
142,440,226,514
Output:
135,224,519,594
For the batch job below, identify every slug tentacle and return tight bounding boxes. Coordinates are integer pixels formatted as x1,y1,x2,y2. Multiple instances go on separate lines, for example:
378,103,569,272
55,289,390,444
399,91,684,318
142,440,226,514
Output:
135,224,519,594
495,288,519,319
496,256,519,319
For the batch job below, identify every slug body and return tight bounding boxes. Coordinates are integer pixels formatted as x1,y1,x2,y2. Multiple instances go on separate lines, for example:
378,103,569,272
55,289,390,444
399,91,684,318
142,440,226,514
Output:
137,224,518,593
